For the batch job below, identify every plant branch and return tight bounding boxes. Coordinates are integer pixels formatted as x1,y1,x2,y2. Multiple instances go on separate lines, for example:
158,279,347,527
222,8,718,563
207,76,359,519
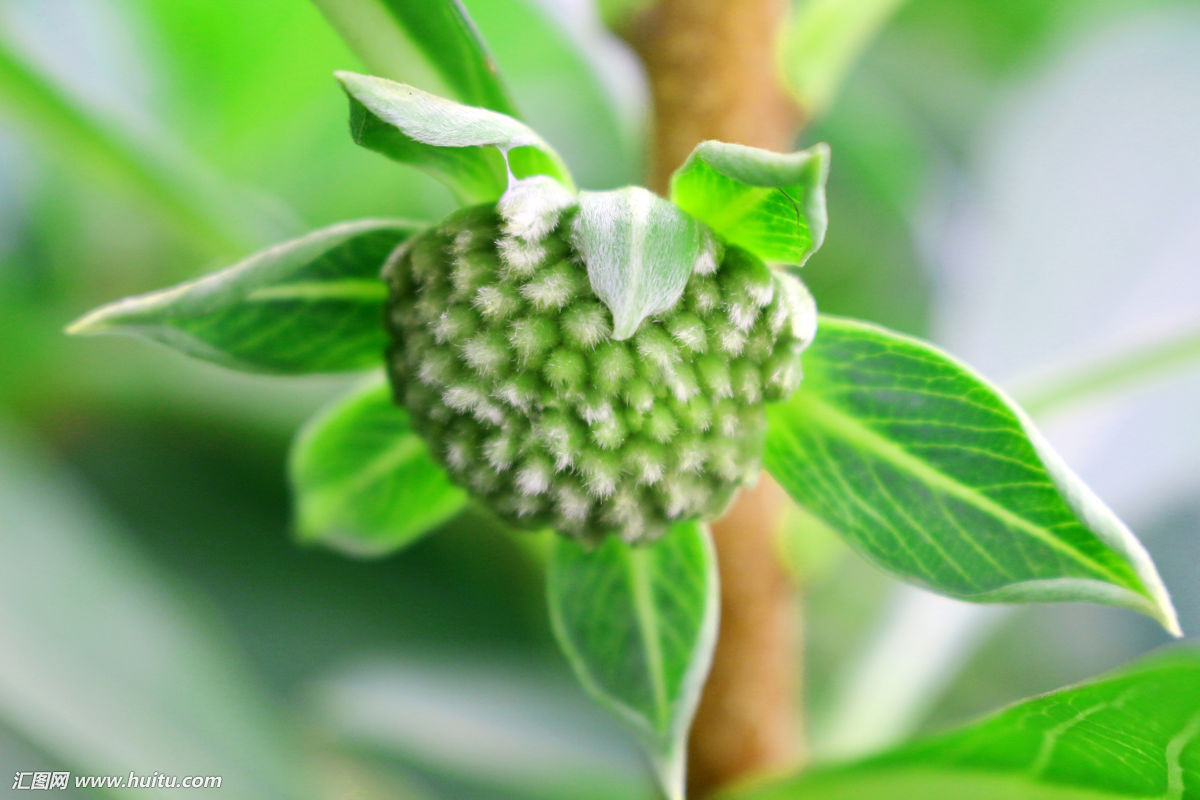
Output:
624,1,804,795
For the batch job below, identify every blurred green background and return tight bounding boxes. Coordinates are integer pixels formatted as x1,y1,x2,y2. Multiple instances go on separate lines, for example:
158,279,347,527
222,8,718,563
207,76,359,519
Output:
1,0,1197,797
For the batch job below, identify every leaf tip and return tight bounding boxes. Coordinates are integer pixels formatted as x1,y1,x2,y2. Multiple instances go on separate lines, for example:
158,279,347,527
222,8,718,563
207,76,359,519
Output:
65,303,123,337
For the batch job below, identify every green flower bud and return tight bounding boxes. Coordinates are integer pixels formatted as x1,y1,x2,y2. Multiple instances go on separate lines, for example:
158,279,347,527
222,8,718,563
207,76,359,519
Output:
383,182,815,543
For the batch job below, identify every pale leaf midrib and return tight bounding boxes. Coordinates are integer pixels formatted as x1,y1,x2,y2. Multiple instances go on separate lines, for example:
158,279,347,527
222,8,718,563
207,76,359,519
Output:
793,392,1131,588
627,545,669,733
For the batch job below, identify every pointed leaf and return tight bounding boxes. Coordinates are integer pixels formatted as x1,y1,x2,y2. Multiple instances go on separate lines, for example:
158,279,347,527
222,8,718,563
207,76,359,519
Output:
68,219,415,374
289,376,467,556
732,648,1200,800
570,186,710,340
670,141,829,267
764,315,1178,634
313,0,518,116
337,71,574,204
548,521,719,800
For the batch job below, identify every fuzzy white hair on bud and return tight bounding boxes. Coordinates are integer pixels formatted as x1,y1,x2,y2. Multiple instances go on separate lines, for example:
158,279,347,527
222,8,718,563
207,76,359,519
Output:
442,384,486,414
507,494,544,518
607,490,645,542
635,330,680,372
445,440,471,471
579,401,614,426
562,304,609,348
555,484,591,523
493,380,534,410
497,236,545,278
693,246,718,276
632,454,665,486
716,325,747,356
728,300,760,332
471,400,504,426
461,333,507,376
747,278,774,308
688,279,720,314
521,270,575,311
580,452,621,494
450,253,492,300
734,364,763,404
483,430,516,471
667,368,700,403
497,176,575,242
715,405,741,438
432,312,466,345
473,285,518,321
516,459,552,496
677,440,706,473
417,351,455,387
590,416,625,450
668,315,707,352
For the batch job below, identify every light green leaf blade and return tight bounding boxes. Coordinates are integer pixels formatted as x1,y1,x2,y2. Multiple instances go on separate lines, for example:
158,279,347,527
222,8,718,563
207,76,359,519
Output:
337,71,575,205
669,141,830,267
313,0,518,116
290,375,467,556
67,219,415,374
730,648,1200,800
570,186,710,340
764,315,1178,634
548,521,719,800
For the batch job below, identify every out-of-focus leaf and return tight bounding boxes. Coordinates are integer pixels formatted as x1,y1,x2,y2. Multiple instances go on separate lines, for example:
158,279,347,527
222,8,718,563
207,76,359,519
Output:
67,219,415,374
0,419,308,799
570,186,709,340
338,71,574,204
290,376,466,556
0,36,267,254
547,520,718,800
464,0,644,189
764,315,1178,634
730,648,1200,800
669,141,829,267
312,0,517,116
312,656,656,800
780,0,908,119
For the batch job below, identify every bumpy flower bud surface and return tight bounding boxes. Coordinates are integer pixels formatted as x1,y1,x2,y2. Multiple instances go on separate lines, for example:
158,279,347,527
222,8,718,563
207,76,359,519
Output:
383,182,814,544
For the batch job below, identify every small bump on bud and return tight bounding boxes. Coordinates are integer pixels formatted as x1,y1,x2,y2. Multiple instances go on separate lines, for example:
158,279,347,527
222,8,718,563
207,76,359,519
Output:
667,313,708,353
543,348,587,392
508,316,559,367
590,342,635,392
561,301,610,349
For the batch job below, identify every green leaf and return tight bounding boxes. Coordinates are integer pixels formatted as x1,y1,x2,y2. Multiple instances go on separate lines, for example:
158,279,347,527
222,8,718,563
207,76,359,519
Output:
0,33,274,255
779,0,909,120
547,520,719,800
313,0,518,116
337,71,574,205
730,648,1200,800
669,141,830,267
0,417,310,799
67,219,415,374
290,376,467,556
764,315,1178,634
570,186,711,341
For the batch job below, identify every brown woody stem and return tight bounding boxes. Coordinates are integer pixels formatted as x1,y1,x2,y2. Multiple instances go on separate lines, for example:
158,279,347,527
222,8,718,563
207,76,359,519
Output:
625,1,805,796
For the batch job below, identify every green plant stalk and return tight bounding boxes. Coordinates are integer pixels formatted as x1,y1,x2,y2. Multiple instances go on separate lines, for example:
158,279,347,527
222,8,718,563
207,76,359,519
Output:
1020,325,1200,417
626,0,806,795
